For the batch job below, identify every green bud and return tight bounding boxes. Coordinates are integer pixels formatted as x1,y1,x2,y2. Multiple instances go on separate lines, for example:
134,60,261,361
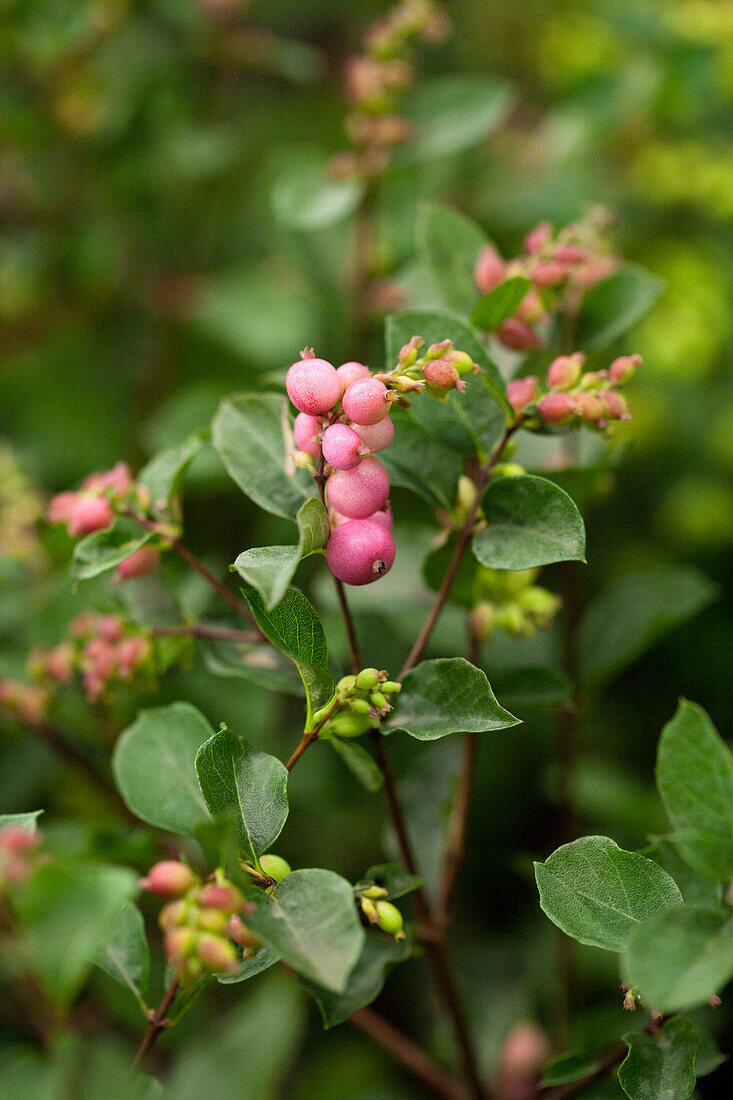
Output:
356,668,382,690
328,711,372,738
197,908,229,935
349,697,372,714
362,885,389,900
259,853,292,882
370,690,388,710
336,675,357,694
518,586,560,620
375,900,405,939
361,896,379,923
380,681,401,694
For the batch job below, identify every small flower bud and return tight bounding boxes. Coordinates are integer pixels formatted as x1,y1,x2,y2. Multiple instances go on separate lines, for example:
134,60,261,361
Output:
199,883,243,912
164,927,197,962
537,392,576,425
574,392,605,422
524,222,553,256
497,319,539,351
197,908,229,934
0,827,40,855
474,246,506,294
361,896,379,923
336,675,357,694
362,885,389,900
114,545,160,581
608,354,641,384
46,491,78,526
423,359,463,392
397,336,423,367
68,496,115,537
374,900,405,938
355,668,382,690
600,390,631,421
143,861,197,899
370,690,388,710
380,681,401,694
546,354,584,391
531,261,567,287
229,914,261,950
506,376,537,413
444,349,475,375
259,854,292,882
159,900,186,931
555,244,589,264
197,934,239,974
349,697,372,714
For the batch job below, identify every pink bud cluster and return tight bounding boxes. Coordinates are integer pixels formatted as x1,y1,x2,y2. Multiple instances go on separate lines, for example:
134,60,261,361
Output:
46,463,160,581
0,825,43,889
506,353,640,433
473,210,621,351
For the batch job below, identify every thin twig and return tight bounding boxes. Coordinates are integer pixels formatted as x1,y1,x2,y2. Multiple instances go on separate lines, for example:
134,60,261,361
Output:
285,697,341,772
333,576,363,672
131,976,180,1071
351,1007,471,1100
149,624,259,643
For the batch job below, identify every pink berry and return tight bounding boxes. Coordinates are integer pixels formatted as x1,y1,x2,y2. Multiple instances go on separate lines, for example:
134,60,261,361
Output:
327,456,390,519
98,615,124,643
336,361,371,390
286,357,342,415
293,412,321,459
322,424,363,471
600,390,631,421
200,883,244,912
498,319,539,351
143,861,196,899
342,378,390,426
532,261,567,287
473,246,505,294
46,491,78,526
327,519,396,586
117,636,150,677
524,222,553,255
555,244,589,264
354,417,394,453
115,546,160,581
369,507,393,532
609,355,641,384
83,462,133,497
506,376,537,413
538,392,576,425
575,392,605,422
547,354,584,391
67,496,115,537
424,359,463,392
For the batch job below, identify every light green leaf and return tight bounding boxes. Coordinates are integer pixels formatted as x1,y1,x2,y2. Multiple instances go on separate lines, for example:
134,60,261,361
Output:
244,869,365,993
470,277,532,332
580,567,716,687
138,433,205,521
473,475,586,570
577,263,665,349
0,811,43,832
401,76,512,162
232,497,329,610
113,702,212,835
534,836,683,951
94,901,149,1000
625,905,733,1012
656,700,733,882
241,587,334,721
618,1017,699,1100
385,657,519,741
415,202,488,315
329,738,384,793
302,928,412,1028
211,394,311,520
72,518,153,581
195,728,289,865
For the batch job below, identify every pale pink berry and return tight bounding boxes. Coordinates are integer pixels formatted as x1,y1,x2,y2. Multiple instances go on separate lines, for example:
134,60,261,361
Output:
354,417,394,453
68,496,114,537
327,456,390,519
336,361,371,391
46,491,78,526
83,462,133,497
342,378,390,426
293,412,321,459
424,359,464,392
506,377,537,413
327,519,396,586
322,424,363,471
498,319,539,351
547,354,584,391
609,354,641,384
538,392,576,425
555,244,589,264
524,222,553,255
117,636,150,677
197,935,238,973
114,546,160,581
143,861,196,899
369,507,393,532
531,261,567,287
286,357,342,415
516,288,546,324
473,246,505,294
600,390,631,421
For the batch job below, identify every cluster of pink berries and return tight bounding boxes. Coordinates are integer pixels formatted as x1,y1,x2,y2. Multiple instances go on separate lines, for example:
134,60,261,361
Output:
288,340,472,586
143,854,291,984
46,462,160,581
506,352,640,432
474,210,620,351
0,825,43,890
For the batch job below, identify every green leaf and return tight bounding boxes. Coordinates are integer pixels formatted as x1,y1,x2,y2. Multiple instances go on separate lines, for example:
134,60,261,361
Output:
472,476,586,570
217,944,281,986
579,567,716,687
94,901,150,1001
113,702,212,835
618,1017,699,1100
72,518,153,581
0,810,43,832
14,862,138,1008
138,433,205,521
232,497,329,610
211,394,311,520
202,637,303,697
415,202,488,315
542,1053,601,1087
534,836,683,951
241,587,334,720
244,869,364,993
625,906,733,1011
644,839,722,908
656,700,733,882
303,928,412,1028
385,657,519,741
329,738,384,793
401,76,512,162
381,413,463,509
577,263,665,349
271,148,364,231
195,728,289,865
354,864,423,901
471,277,532,332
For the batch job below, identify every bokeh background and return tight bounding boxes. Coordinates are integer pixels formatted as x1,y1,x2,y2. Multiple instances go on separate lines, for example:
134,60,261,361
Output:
1,1,732,1096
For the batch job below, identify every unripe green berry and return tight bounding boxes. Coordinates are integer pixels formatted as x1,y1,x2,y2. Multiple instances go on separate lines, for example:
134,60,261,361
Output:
375,900,405,938
362,885,389,900
198,934,239,974
380,681,401,694
328,711,373,738
361,896,379,923
336,675,357,694
259,853,291,882
197,908,229,934
349,697,372,714
356,668,382,690
370,690,388,710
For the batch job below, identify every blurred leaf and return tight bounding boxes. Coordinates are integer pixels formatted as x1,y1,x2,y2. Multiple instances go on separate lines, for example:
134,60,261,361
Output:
354,864,423,901
416,202,488,315
329,738,384,793
0,811,43,832
472,476,586,570
491,665,572,707
138,434,205,521
303,928,412,1028
402,76,512,162
244,869,364,993
212,394,311,520
542,1053,601,1087
577,264,665,349
195,727,289,865
94,901,149,1001
232,497,329,610
579,567,717,687
656,700,733,882
113,703,212,835
535,836,682,951
71,519,153,581
618,1017,699,1100
202,638,303,696
381,414,462,509
471,277,532,332
385,657,519,741
625,906,733,1012
271,149,364,231
422,533,479,608
241,587,334,720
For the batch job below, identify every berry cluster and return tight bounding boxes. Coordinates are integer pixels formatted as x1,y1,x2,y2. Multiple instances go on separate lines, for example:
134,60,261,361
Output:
507,353,640,432
0,825,43,890
314,667,402,740
470,568,560,643
473,208,620,351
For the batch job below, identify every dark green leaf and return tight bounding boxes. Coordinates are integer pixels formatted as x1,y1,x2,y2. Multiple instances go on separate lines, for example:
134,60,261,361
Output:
542,1053,601,1087
303,928,412,1028
415,202,488,315
401,76,512,162
644,839,722,908
232,497,329,610
72,518,153,581
94,901,149,1000
113,702,212,835
211,394,311,520
473,476,586,570
217,944,281,985
385,657,519,741
138,433,205,521
354,864,423,901
329,738,384,793
619,1017,699,1100
534,836,683,951
577,264,665,349
195,728,289,865
471,277,532,332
